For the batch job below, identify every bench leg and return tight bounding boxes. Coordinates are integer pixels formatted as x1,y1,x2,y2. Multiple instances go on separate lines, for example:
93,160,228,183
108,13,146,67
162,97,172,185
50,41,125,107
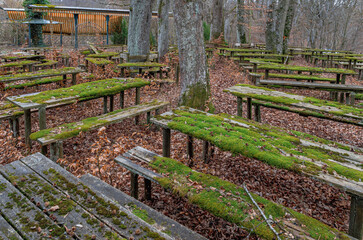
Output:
103,96,108,114
144,179,152,200
203,141,209,163
247,97,252,120
147,112,151,124
130,172,139,199
254,104,261,122
10,118,20,138
72,73,77,85
41,145,48,156
120,91,125,109
50,142,58,161
39,107,46,131
135,88,140,125
162,128,171,158
187,135,194,166
348,195,363,239
237,97,243,117
109,95,114,112
349,92,356,106
24,109,32,149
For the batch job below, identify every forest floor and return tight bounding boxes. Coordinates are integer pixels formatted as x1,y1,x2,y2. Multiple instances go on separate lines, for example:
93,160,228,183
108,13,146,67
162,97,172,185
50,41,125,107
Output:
0,51,362,239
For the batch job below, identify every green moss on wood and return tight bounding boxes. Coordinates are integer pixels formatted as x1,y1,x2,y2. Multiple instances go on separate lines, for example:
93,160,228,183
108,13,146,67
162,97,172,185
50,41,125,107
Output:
88,52,119,58
86,58,114,66
257,63,356,75
0,60,38,68
118,62,166,68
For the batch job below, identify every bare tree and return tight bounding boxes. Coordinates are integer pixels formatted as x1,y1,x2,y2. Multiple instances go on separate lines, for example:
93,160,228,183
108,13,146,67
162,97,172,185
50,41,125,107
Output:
128,0,154,58
172,0,209,109
237,0,247,43
157,0,170,59
210,0,224,40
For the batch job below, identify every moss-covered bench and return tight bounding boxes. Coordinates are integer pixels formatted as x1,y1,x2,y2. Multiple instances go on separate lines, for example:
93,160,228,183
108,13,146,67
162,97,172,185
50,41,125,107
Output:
4,76,71,90
117,62,168,79
150,107,363,239
0,152,194,240
30,100,169,160
0,60,39,72
249,72,336,83
0,54,45,62
118,146,355,240
224,84,363,126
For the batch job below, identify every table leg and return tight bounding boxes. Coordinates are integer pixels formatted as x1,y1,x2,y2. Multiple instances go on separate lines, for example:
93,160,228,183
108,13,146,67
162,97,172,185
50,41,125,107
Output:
120,91,125,109
109,95,114,112
162,128,171,158
130,173,139,199
203,141,209,163
348,194,363,239
187,135,194,160
24,109,32,148
103,96,108,114
144,179,152,200
72,73,77,85
247,97,252,119
135,88,140,125
237,97,243,117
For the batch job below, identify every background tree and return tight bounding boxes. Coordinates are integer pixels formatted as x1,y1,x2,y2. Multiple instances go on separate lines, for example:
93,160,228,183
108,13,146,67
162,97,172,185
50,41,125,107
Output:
23,0,49,47
128,0,154,59
111,17,128,45
210,0,224,40
282,0,297,54
157,0,170,60
237,0,247,44
172,0,209,109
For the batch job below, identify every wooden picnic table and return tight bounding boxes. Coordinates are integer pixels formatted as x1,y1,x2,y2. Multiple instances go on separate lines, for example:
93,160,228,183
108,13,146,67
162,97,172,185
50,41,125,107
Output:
257,63,357,83
0,152,174,240
218,48,272,57
0,60,39,72
150,106,363,239
0,54,45,62
224,84,363,126
118,62,168,79
6,78,150,148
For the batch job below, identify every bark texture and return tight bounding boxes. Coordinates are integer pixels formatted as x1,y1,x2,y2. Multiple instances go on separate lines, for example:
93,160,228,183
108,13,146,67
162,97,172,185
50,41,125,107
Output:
210,0,224,40
283,0,297,54
265,0,290,54
128,0,154,58
172,0,209,109
224,0,238,45
237,0,247,44
157,0,170,59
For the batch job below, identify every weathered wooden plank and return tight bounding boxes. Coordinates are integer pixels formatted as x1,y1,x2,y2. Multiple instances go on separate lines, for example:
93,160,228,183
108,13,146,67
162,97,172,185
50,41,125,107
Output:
34,101,169,145
259,79,363,92
79,173,208,240
20,153,172,240
0,214,23,240
0,172,70,239
1,160,121,239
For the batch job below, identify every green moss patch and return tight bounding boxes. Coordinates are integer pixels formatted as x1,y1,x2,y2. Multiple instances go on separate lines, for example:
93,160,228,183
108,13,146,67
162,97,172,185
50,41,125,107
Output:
0,67,78,82
0,60,38,68
14,78,150,105
157,108,362,182
149,157,349,240
5,76,69,90
88,52,119,58
251,72,335,82
118,62,166,68
86,58,114,66
35,59,58,67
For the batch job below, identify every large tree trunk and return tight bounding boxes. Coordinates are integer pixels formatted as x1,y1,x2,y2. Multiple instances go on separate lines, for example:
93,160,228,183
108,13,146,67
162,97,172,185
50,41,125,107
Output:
210,0,224,40
265,0,290,54
157,0,170,59
237,0,247,44
224,0,238,45
172,0,209,109
282,0,297,54
128,0,154,58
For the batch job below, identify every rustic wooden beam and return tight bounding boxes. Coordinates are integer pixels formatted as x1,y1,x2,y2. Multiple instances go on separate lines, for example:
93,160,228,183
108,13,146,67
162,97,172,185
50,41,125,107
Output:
109,95,114,112
254,104,261,122
348,194,363,239
187,135,194,160
144,178,152,200
120,91,124,109
247,97,252,119
130,172,139,199
202,141,209,163
237,97,243,117
135,87,141,124
24,109,31,148
103,96,108,114
162,128,171,158
72,73,77,85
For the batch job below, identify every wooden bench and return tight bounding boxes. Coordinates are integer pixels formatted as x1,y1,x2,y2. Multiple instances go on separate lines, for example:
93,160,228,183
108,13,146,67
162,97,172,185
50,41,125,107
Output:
4,76,71,90
0,152,185,240
30,100,169,161
150,107,363,239
249,72,336,83
117,146,355,240
257,79,363,105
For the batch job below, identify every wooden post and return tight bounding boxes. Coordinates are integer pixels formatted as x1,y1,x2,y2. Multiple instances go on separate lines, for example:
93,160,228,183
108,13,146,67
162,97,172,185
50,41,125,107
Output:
135,87,140,124
254,104,261,122
130,173,139,199
10,118,20,138
147,112,151,124
159,67,163,79
58,141,64,159
162,128,171,157
348,194,363,239
349,92,356,106
175,64,180,84
120,91,125,109
247,97,252,119
264,69,269,79
38,107,46,131
72,73,77,85
62,74,67,86
341,74,346,85
187,135,194,160
237,97,243,117
24,109,32,148
203,141,209,163
109,95,114,112
103,96,108,114
253,63,257,73
49,142,59,161
41,145,47,156
144,179,151,200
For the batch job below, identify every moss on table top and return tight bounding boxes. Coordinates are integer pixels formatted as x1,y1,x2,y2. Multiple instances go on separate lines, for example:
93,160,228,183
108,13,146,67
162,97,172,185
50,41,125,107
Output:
257,63,357,74
155,108,363,184
0,60,38,68
356,94,363,100
14,78,150,105
5,76,69,90
35,59,58,67
244,58,283,63
233,53,288,58
87,52,119,58
225,84,363,118
86,58,114,65
251,72,335,82
1,55,45,61
150,157,349,240
0,67,81,82
118,62,166,68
